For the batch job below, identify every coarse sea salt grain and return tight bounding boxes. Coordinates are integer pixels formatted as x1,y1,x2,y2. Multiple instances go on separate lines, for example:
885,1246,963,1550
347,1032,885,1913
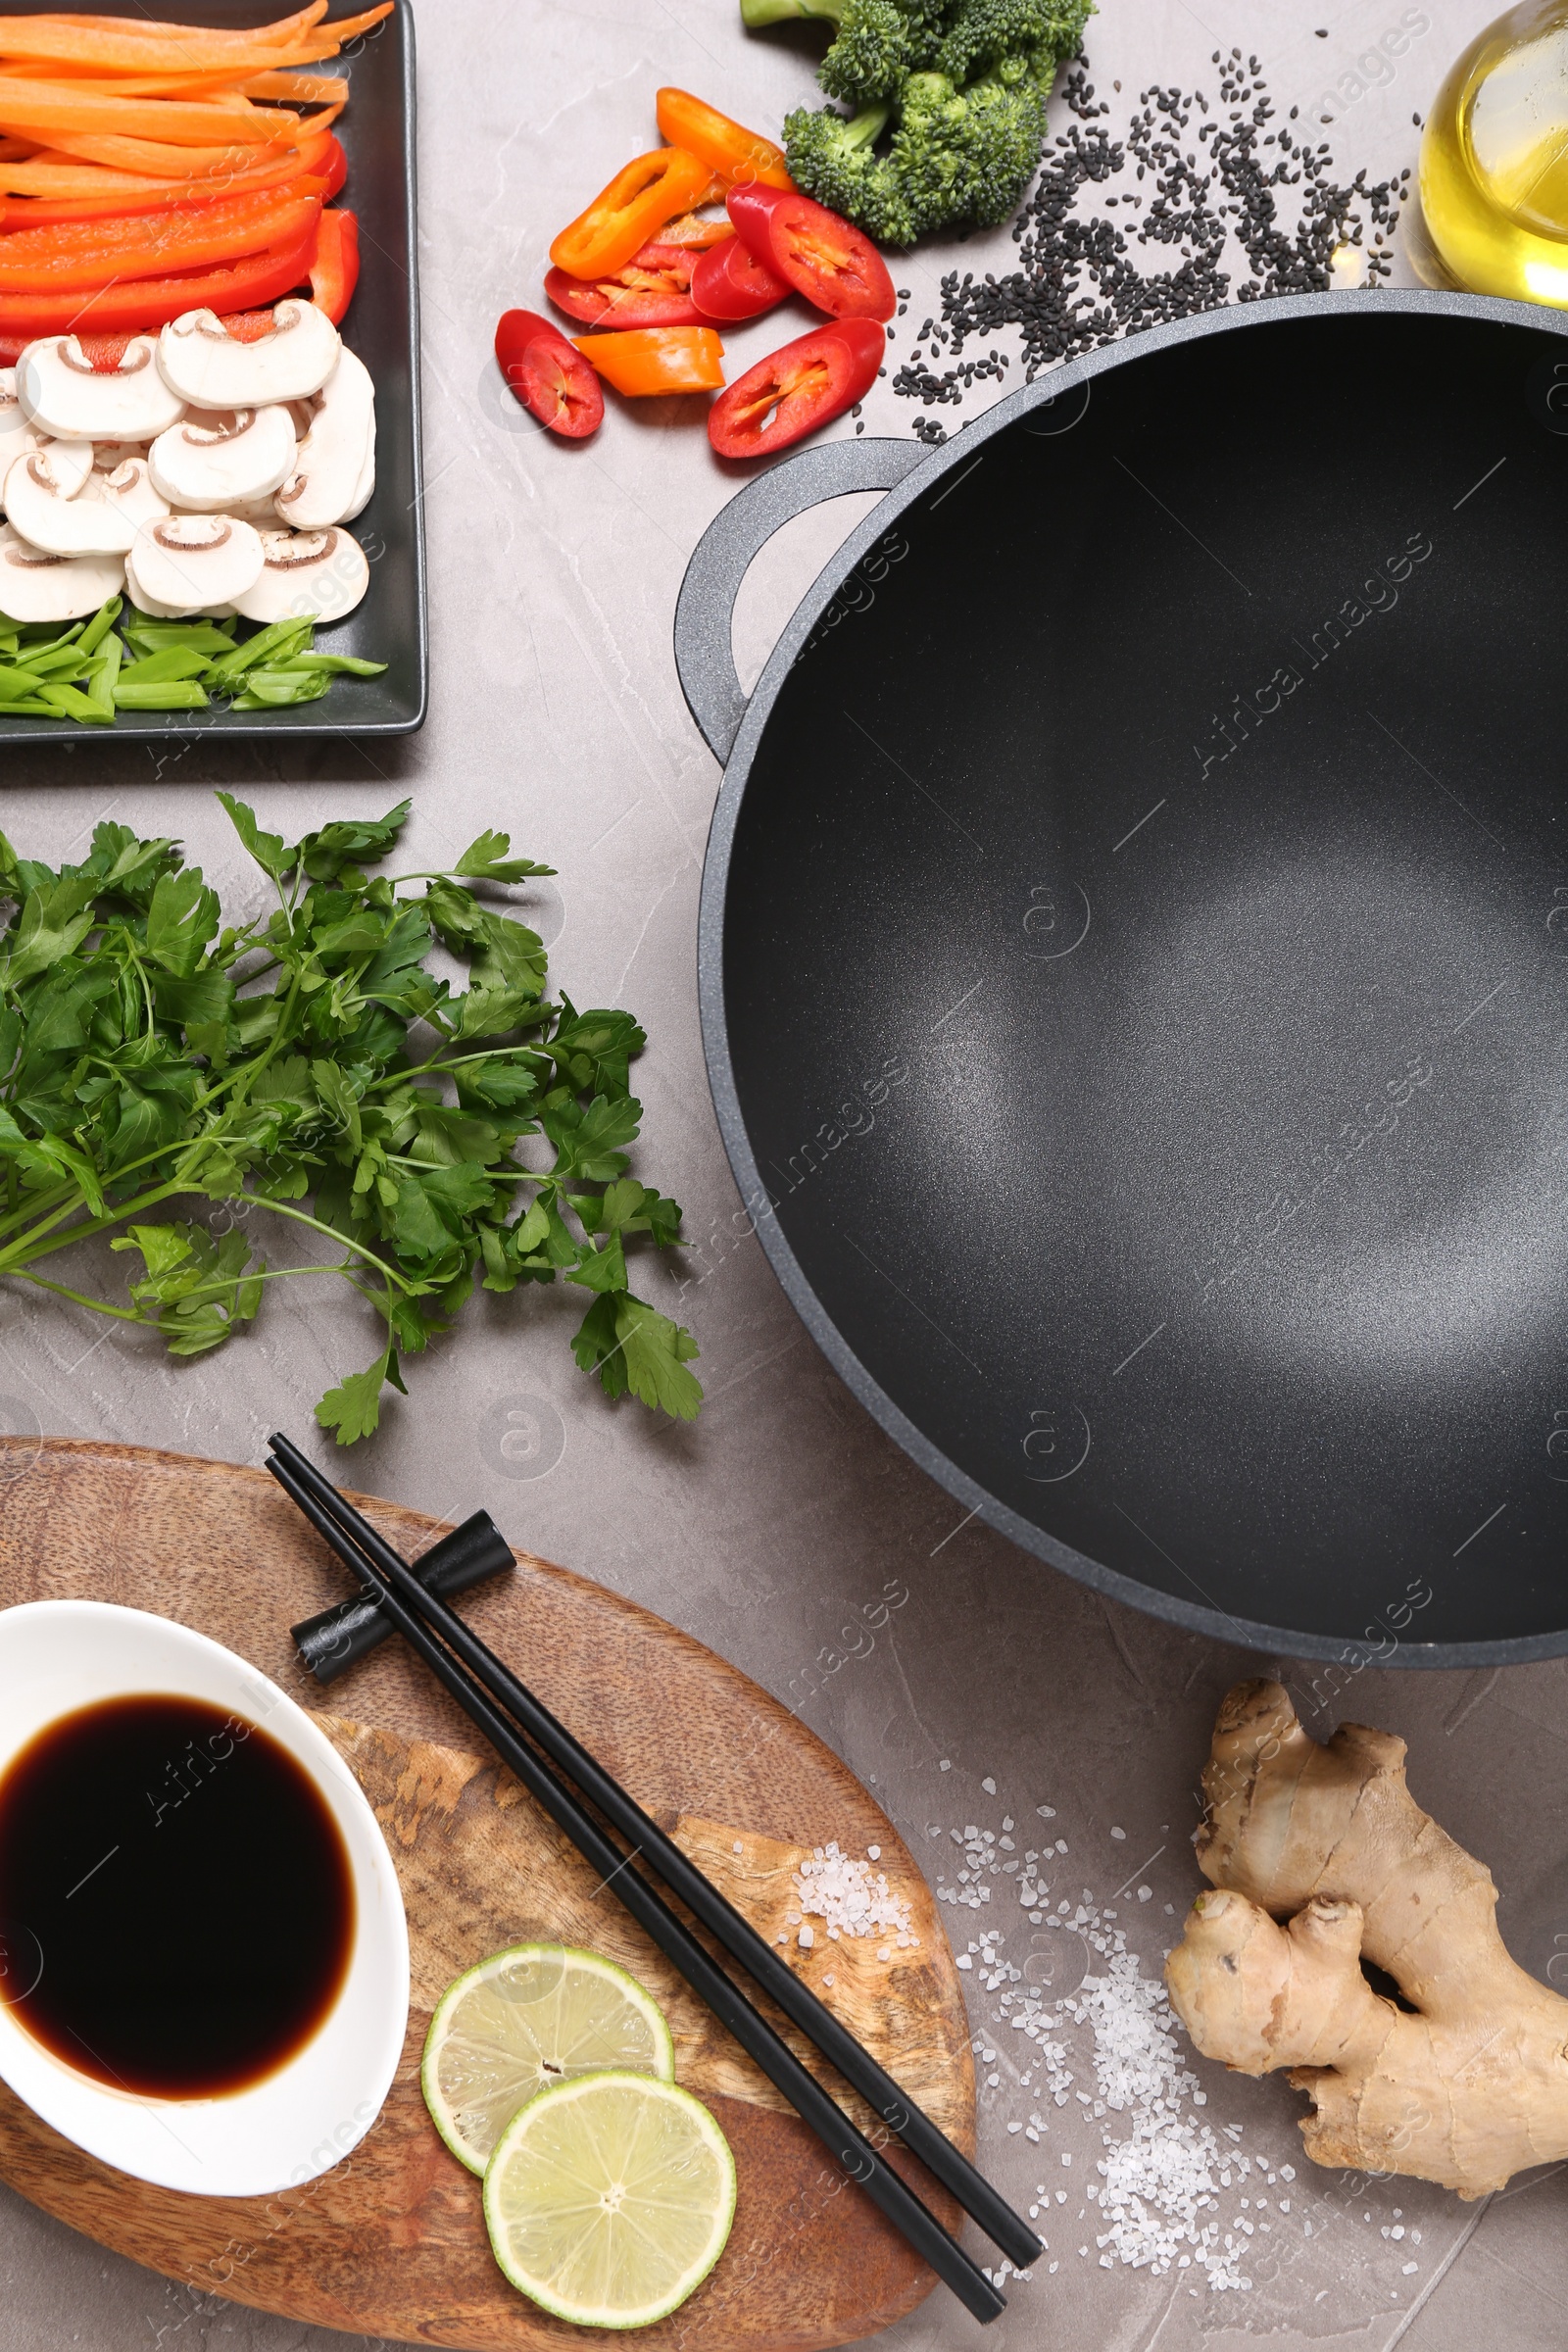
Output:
792,1841,918,1949
982,1887,1251,2290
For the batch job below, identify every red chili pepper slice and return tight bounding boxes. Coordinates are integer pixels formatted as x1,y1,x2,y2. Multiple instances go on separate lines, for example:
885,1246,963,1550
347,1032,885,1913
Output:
309,207,359,323
494,307,603,439
708,318,883,460
726,183,895,322
543,257,702,329
690,232,790,322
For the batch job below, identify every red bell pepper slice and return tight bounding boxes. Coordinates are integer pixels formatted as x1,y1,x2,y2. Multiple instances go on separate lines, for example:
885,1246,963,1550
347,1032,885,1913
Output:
544,256,702,330
690,233,789,322
0,219,321,343
495,308,603,439
0,188,322,294
309,206,359,323
708,318,882,460
726,183,895,322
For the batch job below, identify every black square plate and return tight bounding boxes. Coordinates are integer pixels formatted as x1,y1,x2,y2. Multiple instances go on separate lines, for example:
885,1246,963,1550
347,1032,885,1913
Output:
0,0,425,742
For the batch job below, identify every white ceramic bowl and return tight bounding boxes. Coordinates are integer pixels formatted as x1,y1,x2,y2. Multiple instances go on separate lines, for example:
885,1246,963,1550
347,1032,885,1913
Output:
0,1600,409,2195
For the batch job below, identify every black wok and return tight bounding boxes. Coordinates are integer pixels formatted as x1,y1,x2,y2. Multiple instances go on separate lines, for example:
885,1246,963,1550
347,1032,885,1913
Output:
677,291,1568,1668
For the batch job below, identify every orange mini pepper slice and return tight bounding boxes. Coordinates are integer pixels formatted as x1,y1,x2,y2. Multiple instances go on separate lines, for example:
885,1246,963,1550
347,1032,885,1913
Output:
572,324,725,397
550,147,718,280
655,88,793,191
636,211,734,254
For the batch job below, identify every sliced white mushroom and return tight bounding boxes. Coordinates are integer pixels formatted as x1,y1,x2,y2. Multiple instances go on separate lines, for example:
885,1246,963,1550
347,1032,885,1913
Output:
148,405,296,513
91,440,150,474
125,512,263,617
0,521,122,624
343,435,375,526
157,300,341,410
230,485,295,524
84,457,170,533
26,438,92,498
17,333,184,444
272,347,374,531
3,444,132,556
231,525,369,625
0,369,41,479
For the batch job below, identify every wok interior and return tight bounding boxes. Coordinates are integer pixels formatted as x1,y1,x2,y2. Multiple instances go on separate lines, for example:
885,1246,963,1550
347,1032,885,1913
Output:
721,307,1568,1652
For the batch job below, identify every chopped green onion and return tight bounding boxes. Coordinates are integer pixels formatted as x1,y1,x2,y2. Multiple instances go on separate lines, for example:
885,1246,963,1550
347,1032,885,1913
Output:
207,616,315,684
120,615,238,659
76,597,123,658
226,665,331,709
36,681,113,725
13,643,93,680
17,619,83,648
0,601,382,726
120,648,212,687
84,635,122,722
280,653,389,677
112,681,211,710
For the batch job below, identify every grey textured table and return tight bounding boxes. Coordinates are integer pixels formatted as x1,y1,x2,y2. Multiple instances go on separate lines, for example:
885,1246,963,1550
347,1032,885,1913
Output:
5,0,1568,2346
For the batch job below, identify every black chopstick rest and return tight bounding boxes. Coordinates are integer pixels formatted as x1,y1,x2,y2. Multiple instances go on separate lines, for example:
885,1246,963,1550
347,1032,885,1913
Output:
290,1510,514,1685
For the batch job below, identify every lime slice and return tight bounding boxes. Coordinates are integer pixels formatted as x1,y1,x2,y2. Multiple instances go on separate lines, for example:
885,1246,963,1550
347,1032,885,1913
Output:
483,2071,736,2328
421,1943,674,2176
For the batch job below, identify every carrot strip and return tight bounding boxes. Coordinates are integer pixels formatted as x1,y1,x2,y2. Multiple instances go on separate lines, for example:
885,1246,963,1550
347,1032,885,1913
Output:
301,5,390,42
22,134,276,175
31,129,322,176
0,84,301,145
2,167,326,228
0,8,337,74
0,159,164,194
240,71,348,102
0,5,388,74
0,127,338,214
0,66,303,97
24,5,328,43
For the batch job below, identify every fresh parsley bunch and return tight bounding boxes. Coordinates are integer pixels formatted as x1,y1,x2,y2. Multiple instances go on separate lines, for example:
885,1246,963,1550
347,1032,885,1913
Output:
0,794,701,1440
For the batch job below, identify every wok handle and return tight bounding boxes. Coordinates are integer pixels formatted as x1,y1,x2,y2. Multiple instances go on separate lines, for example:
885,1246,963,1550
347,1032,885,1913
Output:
674,436,926,761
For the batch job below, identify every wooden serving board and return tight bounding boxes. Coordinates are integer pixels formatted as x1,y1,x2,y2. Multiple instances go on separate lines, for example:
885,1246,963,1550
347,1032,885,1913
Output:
0,1441,974,2351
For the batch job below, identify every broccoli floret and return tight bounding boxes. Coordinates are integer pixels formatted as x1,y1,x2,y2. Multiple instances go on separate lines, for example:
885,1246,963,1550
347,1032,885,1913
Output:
747,0,1094,244
740,0,946,105
888,69,1050,235
780,99,920,243
933,0,1090,84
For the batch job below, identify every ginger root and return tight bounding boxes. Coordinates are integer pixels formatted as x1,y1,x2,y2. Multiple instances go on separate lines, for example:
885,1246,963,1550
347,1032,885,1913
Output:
1164,1678,1568,2198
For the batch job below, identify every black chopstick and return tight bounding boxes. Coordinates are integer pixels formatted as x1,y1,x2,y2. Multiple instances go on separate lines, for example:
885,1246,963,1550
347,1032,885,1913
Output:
269,1430,1040,2274
266,1447,1008,2325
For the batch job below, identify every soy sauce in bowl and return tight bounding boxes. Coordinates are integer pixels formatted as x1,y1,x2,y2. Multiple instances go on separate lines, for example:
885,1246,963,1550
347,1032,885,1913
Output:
0,1693,355,2100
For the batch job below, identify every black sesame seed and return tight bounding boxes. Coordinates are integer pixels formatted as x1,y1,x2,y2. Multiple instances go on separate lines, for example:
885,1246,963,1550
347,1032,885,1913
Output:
888,46,1406,418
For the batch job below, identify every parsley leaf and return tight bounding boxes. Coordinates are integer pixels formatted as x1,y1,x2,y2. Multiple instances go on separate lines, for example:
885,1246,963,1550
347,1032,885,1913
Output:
0,796,699,1442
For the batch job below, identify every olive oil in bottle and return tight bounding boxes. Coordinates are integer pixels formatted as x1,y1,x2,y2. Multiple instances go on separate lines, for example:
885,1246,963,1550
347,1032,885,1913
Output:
1420,0,1568,303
